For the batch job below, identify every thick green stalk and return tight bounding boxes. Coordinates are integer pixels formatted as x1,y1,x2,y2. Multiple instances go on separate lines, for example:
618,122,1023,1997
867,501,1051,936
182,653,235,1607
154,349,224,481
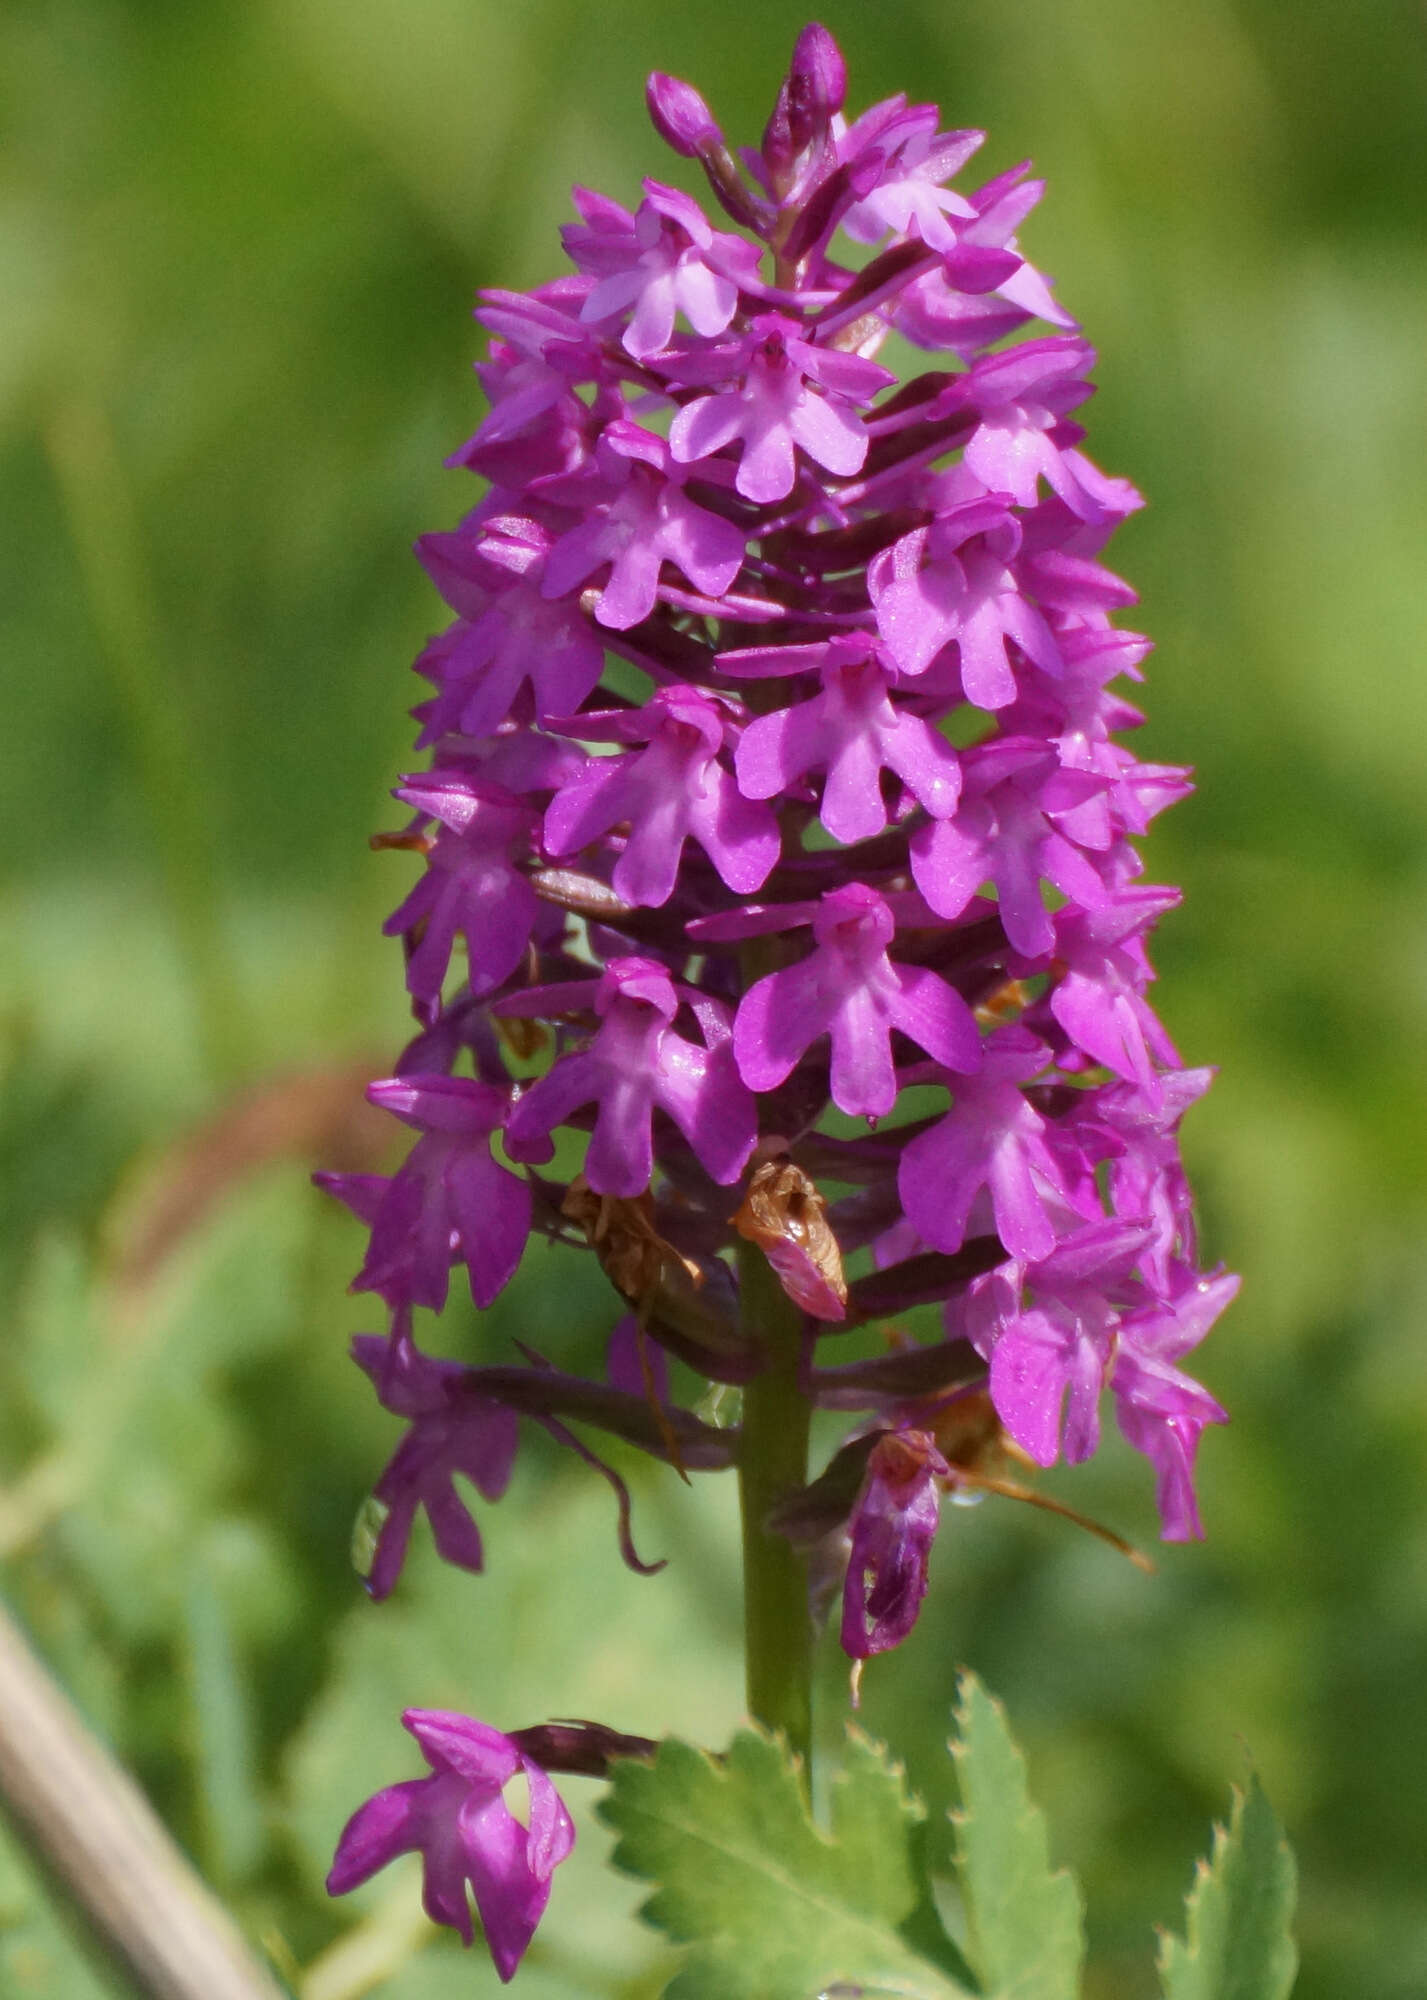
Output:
734,865,816,1770
736,1232,814,1771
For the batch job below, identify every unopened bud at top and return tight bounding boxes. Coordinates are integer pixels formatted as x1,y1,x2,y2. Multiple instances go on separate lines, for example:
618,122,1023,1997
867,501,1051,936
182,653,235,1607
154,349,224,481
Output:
646,70,722,157
763,20,846,182
789,21,847,126
647,66,768,233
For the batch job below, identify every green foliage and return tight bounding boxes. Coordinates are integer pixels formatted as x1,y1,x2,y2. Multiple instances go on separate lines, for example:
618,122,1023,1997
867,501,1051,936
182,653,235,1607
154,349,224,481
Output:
952,1672,1085,2000
601,1727,971,2000
610,1683,1296,2000
1159,1778,1298,2000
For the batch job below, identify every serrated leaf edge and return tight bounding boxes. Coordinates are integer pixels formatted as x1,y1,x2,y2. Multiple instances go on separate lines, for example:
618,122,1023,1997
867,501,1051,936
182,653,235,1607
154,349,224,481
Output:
839,1721,927,1825
598,1724,971,1999
1154,1774,1298,1997
948,1668,1086,1999
946,1668,1079,1879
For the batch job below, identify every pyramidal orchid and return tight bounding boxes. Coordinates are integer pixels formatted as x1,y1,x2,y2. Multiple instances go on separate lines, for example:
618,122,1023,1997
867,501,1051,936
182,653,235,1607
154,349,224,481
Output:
319,25,1236,1982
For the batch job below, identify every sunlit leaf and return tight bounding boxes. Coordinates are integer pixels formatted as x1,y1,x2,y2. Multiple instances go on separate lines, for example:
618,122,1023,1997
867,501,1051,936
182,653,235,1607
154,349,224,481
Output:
1158,1776,1297,2000
951,1670,1083,2000
602,1725,972,2000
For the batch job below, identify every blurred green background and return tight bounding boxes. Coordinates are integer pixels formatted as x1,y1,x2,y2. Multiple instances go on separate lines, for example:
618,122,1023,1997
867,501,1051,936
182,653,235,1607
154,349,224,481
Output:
2,0,1424,1994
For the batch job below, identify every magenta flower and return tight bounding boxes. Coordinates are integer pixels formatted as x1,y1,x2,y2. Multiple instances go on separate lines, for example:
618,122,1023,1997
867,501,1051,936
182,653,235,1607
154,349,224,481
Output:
448,286,607,488
994,621,1152,775
319,24,1237,1701
841,1428,950,1658
539,420,746,630
565,179,762,358
542,685,780,905
350,1330,520,1600
667,312,895,502
328,1709,574,1980
733,884,981,1119
890,160,1077,357
867,484,1065,705
1112,1265,1235,1540
382,772,539,1018
957,337,1114,523
911,737,1114,957
1087,1067,1213,1291
725,632,962,841
319,1075,530,1313
975,1219,1150,1467
414,517,606,740
898,1026,1086,1263
838,105,983,251
1046,886,1183,1104
502,957,757,1195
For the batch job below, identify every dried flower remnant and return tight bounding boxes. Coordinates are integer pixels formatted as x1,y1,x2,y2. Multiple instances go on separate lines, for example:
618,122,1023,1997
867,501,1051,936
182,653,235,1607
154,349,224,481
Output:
561,1175,702,1308
734,1155,848,1323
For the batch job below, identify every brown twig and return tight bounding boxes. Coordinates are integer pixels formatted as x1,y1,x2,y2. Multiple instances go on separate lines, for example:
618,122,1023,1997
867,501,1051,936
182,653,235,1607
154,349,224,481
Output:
0,1598,291,2000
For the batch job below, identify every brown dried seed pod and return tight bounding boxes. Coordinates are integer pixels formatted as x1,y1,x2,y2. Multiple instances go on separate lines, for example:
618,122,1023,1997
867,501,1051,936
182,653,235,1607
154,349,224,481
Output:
561,1176,702,1306
733,1156,848,1322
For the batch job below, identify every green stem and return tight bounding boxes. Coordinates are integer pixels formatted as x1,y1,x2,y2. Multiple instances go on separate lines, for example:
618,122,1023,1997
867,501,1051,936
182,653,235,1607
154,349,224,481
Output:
736,1233,813,1771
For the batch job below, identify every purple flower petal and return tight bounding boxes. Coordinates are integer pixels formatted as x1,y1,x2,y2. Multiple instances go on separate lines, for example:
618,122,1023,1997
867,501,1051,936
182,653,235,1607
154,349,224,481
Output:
841,1429,949,1656
734,884,979,1119
504,958,756,1194
329,1712,575,1982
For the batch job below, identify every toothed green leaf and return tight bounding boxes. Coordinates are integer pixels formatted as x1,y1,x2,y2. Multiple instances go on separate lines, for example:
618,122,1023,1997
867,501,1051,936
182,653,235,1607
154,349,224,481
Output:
951,1671,1084,2000
1158,1776,1297,2000
600,1725,973,1999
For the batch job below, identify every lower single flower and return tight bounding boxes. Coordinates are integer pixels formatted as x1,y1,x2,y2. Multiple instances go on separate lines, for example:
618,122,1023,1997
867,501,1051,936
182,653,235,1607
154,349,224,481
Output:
326,1709,576,1982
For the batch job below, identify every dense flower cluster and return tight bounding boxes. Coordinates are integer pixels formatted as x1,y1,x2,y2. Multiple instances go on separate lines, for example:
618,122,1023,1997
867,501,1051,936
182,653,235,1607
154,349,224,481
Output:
322,25,1234,1975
